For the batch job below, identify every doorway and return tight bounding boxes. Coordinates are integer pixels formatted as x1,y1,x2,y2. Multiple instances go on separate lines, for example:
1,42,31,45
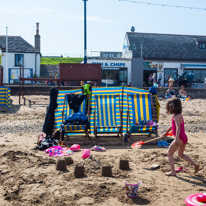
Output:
144,70,156,87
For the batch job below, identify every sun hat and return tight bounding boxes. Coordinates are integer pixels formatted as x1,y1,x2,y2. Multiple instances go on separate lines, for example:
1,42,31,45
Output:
168,77,174,82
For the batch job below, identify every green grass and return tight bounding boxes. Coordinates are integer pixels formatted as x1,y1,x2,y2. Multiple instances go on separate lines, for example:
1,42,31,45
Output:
41,57,83,65
0,56,83,65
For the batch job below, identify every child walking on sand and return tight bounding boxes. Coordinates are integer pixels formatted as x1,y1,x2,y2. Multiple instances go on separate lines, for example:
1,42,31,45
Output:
163,98,199,176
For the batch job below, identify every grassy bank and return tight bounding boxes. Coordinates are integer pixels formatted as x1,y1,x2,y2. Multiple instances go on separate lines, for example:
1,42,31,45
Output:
41,57,83,65
0,56,83,66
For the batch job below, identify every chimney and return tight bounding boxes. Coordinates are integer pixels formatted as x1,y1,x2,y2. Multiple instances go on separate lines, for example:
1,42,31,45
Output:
131,26,135,32
34,22,40,52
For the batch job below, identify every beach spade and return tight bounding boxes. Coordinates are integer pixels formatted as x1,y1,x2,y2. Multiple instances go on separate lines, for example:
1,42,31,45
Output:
131,132,173,149
131,131,174,149
131,136,164,148
166,131,174,136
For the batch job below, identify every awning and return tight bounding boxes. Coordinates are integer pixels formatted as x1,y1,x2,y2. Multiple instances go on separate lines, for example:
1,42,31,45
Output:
102,67,120,70
143,67,157,71
182,64,206,69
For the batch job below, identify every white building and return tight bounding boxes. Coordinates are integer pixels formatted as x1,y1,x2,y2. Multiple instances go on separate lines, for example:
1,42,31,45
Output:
123,31,206,87
0,24,41,84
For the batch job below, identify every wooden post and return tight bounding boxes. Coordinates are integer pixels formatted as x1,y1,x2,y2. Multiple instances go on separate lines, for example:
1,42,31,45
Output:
23,97,26,106
29,100,31,108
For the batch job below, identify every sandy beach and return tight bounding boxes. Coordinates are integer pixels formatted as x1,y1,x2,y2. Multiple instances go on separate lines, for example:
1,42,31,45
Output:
0,96,205,206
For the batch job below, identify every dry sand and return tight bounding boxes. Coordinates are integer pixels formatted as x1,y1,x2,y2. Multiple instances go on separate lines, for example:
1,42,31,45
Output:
0,96,206,206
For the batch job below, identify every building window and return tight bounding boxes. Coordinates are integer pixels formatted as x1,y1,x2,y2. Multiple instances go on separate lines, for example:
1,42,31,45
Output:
102,68,127,86
184,69,206,83
109,53,113,57
117,54,121,58
198,42,206,49
15,54,24,66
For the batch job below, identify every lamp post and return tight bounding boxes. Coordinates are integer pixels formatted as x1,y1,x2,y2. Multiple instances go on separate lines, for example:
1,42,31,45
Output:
83,0,88,64
6,27,8,83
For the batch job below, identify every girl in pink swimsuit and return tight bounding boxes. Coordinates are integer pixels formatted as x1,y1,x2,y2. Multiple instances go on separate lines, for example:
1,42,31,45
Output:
172,114,188,144
163,98,199,176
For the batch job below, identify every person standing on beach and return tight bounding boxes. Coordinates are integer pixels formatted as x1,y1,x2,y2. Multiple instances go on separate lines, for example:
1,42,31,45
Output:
152,73,157,85
163,98,199,176
148,74,153,86
168,76,174,87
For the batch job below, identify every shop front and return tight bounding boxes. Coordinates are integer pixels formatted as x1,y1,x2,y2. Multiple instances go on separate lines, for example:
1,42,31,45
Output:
182,64,206,87
101,67,127,86
87,59,131,86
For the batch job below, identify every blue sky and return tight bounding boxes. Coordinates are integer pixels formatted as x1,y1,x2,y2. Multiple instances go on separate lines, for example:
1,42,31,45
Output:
0,0,206,57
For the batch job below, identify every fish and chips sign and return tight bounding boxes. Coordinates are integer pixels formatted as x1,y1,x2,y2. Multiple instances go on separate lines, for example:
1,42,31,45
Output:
92,62,126,70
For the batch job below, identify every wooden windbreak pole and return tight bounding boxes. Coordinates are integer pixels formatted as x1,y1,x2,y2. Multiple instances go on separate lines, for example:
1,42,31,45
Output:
0,66,3,86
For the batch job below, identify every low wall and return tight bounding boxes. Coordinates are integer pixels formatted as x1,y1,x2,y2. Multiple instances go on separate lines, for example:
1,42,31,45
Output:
145,87,206,99
3,85,206,98
4,85,80,96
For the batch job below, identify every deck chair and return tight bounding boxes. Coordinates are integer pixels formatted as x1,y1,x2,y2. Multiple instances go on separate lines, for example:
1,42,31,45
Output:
151,94,160,123
94,94,123,144
60,94,90,144
127,94,158,142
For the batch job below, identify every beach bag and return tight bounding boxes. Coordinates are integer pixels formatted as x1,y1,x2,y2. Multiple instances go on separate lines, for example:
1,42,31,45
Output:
37,133,45,145
149,86,157,95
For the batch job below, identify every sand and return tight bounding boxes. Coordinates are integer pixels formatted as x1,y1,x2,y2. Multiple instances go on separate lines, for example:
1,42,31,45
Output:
0,96,206,206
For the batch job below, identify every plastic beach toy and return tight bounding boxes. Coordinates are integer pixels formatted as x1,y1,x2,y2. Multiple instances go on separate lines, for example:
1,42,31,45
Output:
151,164,160,170
124,180,142,199
91,145,105,151
167,131,174,136
82,149,91,159
157,140,169,147
176,166,186,173
185,193,206,206
70,144,81,151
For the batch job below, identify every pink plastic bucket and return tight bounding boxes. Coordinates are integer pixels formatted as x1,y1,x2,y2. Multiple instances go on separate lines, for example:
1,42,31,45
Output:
82,149,91,159
124,180,142,199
